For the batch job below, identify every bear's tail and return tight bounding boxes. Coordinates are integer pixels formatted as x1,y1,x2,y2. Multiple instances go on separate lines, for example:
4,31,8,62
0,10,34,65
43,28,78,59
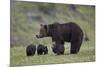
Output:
84,30,89,41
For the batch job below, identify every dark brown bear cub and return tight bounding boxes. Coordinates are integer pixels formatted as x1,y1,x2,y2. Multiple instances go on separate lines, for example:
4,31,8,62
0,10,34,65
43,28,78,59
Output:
26,44,36,56
52,43,65,55
37,44,48,55
36,22,83,54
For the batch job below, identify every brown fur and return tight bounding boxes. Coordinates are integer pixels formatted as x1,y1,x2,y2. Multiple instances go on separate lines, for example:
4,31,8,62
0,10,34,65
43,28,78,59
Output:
36,22,83,54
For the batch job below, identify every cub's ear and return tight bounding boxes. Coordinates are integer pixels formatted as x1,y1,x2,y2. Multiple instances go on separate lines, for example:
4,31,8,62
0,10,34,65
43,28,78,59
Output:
44,46,47,48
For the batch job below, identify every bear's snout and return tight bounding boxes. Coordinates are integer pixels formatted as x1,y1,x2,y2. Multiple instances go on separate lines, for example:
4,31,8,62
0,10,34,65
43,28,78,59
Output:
36,35,39,38
36,34,43,38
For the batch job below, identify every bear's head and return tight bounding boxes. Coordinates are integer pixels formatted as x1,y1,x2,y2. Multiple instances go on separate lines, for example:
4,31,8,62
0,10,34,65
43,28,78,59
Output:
36,22,60,38
36,24,48,38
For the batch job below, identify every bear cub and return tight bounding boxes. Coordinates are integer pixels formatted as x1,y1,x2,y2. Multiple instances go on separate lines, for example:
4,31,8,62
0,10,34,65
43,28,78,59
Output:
37,44,48,55
26,44,36,56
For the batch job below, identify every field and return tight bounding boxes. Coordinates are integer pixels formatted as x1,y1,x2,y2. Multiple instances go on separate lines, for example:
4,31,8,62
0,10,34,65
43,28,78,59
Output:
10,41,95,66
10,1,95,66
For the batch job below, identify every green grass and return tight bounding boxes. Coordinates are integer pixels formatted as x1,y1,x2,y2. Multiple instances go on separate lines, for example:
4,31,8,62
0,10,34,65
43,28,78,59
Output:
10,40,95,66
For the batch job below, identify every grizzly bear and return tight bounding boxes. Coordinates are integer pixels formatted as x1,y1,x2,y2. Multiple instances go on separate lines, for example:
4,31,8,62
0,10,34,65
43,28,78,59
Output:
37,44,48,55
26,44,36,56
52,43,65,55
36,22,83,54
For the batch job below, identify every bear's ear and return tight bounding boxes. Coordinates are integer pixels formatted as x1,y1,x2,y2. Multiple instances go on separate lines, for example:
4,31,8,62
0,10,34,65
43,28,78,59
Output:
40,24,44,27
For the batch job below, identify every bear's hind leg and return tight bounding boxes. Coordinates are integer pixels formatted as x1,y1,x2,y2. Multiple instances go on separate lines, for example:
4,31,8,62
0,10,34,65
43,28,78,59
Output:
70,41,82,54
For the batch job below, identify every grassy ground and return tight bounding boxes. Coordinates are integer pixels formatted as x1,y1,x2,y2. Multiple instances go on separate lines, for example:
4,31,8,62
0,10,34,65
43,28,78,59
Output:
10,40,95,66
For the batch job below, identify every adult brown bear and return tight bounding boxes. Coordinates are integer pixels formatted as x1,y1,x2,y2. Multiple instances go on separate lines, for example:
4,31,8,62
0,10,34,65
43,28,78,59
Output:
36,22,83,54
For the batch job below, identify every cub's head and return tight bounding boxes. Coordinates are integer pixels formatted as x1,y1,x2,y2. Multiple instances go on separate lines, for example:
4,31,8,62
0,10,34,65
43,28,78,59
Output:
36,24,48,38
